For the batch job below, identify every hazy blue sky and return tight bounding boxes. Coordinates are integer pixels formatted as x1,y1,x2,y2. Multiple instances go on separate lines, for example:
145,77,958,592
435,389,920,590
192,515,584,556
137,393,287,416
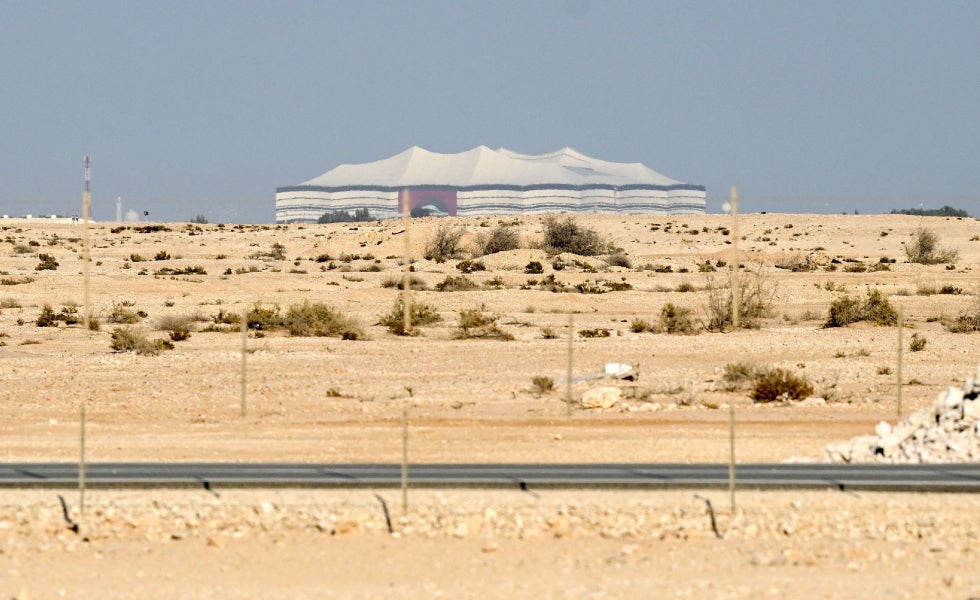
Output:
2,1,978,222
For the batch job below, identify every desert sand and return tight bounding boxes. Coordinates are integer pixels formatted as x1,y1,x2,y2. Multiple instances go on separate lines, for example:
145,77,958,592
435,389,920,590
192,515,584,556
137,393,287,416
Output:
1,212,978,597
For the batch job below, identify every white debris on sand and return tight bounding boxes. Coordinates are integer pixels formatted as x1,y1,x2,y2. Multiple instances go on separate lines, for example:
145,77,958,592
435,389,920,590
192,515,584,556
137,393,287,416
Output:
822,365,980,463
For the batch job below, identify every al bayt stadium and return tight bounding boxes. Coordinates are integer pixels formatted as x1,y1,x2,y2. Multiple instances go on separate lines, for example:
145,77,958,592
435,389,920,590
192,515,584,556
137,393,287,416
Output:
275,146,705,223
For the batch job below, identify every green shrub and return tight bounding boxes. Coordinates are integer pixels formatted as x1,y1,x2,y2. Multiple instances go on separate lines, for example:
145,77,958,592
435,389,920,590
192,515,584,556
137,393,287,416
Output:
378,296,442,336
904,227,958,264
578,328,610,338
283,301,363,339
542,216,606,256
824,295,862,327
245,303,282,331
35,253,58,271
824,289,897,328
524,261,544,274
750,368,814,403
476,225,521,255
36,305,59,327
453,306,513,340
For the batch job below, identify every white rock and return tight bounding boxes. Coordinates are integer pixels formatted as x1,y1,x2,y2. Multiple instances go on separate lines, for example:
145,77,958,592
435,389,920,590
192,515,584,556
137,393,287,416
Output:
964,399,980,422
580,387,621,409
874,421,892,437
941,387,964,409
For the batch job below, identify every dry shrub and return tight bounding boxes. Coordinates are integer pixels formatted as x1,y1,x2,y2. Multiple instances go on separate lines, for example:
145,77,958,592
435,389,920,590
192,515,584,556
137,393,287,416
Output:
704,267,776,331
284,301,363,339
604,253,632,269
722,362,763,391
659,303,698,335
110,327,172,355
542,216,607,256
424,223,466,263
453,306,513,340
943,297,980,332
531,376,555,394
750,367,813,403
381,274,428,290
823,289,897,328
377,296,442,336
476,225,521,255
904,227,958,264
434,275,480,292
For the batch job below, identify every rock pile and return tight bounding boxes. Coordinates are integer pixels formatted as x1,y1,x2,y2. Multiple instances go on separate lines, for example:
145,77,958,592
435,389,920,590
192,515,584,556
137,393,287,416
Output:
823,365,980,463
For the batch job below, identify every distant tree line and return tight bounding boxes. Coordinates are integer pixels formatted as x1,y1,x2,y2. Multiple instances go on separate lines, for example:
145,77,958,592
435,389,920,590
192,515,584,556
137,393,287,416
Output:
891,205,970,218
317,208,372,223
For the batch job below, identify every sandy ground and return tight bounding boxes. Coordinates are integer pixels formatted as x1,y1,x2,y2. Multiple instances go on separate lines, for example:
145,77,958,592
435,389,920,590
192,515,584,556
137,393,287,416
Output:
1,489,978,599
1,212,979,596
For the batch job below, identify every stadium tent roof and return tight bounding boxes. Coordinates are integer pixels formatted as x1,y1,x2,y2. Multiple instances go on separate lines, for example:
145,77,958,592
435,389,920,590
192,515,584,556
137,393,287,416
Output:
298,146,689,189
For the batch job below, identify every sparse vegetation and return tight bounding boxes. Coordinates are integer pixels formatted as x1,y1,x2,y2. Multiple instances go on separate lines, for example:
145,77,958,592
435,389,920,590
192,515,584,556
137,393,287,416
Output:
704,268,776,331
35,253,58,271
109,327,173,355
476,225,521,255
453,306,513,340
108,302,146,324
942,298,980,332
283,301,363,339
823,289,897,328
722,362,763,391
435,275,479,292
903,227,958,264
424,223,465,263
909,333,926,352
659,303,698,335
750,367,814,403
524,261,544,274
542,216,607,256
456,260,486,274
531,376,555,394
378,296,442,336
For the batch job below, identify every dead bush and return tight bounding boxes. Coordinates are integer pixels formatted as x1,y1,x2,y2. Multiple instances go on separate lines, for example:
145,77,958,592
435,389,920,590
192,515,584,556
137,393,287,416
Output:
424,223,466,263
476,225,521,255
704,267,776,331
904,227,958,264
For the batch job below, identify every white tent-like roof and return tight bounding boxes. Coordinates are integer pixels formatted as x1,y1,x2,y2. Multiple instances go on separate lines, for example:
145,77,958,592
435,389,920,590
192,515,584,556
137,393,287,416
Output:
275,146,704,222
299,145,685,189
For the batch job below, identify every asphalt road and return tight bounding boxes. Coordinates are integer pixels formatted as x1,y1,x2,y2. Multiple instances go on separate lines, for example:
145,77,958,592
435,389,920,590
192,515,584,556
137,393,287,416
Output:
1,462,978,491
